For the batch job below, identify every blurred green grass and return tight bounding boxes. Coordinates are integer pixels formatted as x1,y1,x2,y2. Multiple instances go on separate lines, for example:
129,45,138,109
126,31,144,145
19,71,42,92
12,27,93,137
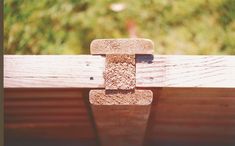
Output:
4,0,235,55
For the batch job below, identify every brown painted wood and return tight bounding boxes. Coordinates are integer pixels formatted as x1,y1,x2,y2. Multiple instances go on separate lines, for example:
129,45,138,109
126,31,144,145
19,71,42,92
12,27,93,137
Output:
4,88,96,141
90,90,153,146
4,55,235,88
4,88,235,145
145,88,235,146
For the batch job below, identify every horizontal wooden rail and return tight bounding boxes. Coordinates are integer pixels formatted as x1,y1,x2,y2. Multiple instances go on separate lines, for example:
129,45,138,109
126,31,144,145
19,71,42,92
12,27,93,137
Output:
4,55,235,88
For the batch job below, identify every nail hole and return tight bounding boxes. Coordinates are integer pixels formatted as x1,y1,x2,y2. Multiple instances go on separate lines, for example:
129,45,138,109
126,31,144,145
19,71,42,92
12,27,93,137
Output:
149,77,154,80
90,77,94,80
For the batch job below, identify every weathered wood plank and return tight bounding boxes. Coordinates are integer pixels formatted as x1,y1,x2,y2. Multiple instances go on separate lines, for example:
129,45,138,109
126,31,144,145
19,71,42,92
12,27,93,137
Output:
4,55,235,88
137,55,235,88
4,55,105,88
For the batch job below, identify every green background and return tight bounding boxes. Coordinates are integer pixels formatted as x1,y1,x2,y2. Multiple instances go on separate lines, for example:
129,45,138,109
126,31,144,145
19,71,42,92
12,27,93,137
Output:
4,0,235,55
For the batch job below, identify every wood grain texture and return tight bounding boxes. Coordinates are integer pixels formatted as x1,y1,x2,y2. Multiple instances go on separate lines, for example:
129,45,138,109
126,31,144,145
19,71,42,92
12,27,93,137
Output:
4,88,235,146
4,88,96,141
145,88,235,146
4,55,105,88
4,55,235,88
136,55,235,88
91,105,151,146
90,90,153,146
90,38,154,54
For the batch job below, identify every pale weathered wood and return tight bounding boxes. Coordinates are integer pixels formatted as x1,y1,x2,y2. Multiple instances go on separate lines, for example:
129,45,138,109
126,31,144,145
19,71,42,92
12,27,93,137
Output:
4,55,105,88
4,55,235,88
136,55,235,88
90,38,154,54
90,90,153,146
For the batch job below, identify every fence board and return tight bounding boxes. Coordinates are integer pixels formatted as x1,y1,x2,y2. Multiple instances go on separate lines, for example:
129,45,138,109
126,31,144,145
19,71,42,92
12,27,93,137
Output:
4,55,235,88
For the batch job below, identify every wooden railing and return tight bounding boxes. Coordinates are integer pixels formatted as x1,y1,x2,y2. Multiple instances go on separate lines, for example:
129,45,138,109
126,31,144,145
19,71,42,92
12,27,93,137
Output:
4,55,235,88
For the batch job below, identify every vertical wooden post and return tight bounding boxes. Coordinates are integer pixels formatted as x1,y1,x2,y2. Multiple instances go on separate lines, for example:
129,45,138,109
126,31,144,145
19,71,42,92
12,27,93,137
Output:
89,38,154,146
